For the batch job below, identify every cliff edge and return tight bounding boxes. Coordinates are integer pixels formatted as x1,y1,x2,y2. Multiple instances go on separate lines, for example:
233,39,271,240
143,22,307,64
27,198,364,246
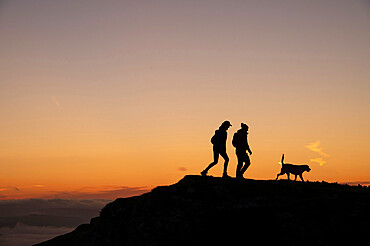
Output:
35,175,370,245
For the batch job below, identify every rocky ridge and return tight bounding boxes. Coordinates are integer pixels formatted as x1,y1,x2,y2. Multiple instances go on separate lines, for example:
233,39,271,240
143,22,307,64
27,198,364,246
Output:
36,175,370,246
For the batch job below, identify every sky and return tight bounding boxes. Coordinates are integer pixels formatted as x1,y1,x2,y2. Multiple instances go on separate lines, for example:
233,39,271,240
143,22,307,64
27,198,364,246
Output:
0,0,370,201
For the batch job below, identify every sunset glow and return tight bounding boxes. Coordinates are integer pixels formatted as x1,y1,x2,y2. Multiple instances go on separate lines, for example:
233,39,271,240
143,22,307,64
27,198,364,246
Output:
1,0,369,200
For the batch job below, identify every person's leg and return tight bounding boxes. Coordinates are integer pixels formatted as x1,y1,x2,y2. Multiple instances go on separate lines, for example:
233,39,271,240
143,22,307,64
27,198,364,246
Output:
201,149,219,176
236,151,243,178
240,154,251,175
219,151,229,177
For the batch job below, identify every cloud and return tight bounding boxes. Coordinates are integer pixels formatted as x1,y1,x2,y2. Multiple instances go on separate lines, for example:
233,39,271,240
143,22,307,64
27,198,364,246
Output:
0,199,110,245
0,187,149,245
0,223,74,246
177,167,188,172
0,184,147,200
52,96,60,107
0,199,108,218
310,158,326,166
0,185,45,199
42,186,149,200
305,140,330,157
0,185,45,192
305,140,330,166
0,187,20,192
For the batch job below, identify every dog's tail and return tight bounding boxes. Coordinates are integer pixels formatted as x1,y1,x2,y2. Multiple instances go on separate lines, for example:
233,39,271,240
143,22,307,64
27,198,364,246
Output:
278,154,284,165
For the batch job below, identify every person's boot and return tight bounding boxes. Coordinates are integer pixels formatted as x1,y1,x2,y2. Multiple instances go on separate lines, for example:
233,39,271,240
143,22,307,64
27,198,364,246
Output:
222,172,231,178
235,170,241,179
200,170,207,177
236,173,245,180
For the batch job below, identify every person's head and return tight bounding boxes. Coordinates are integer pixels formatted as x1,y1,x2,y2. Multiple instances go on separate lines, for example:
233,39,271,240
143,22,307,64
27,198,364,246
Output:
220,120,232,130
241,123,249,132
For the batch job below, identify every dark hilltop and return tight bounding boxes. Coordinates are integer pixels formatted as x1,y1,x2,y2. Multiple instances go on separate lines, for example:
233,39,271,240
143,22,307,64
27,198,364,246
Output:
35,175,370,246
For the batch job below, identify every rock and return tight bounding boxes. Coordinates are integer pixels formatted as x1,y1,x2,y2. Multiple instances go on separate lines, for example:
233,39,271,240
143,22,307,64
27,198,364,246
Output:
35,175,370,246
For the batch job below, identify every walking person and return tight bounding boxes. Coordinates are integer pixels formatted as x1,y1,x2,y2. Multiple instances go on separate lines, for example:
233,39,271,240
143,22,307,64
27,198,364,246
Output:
232,123,252,179
201,120,232,178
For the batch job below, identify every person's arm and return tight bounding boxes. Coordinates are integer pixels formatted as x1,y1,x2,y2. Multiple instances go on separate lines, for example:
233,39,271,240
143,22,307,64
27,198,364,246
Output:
246,136,252,155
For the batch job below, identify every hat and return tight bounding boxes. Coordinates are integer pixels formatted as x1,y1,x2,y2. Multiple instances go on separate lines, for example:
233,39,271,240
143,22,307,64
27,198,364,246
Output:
221,120,232,127
241,123,249,129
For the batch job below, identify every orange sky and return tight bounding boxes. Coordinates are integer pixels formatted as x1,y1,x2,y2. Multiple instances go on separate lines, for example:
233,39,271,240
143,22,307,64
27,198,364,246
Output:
1,0,369,199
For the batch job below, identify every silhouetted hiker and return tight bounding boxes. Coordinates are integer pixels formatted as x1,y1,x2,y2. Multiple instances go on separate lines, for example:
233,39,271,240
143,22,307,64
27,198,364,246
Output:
201,120,232,178
232,123,252,179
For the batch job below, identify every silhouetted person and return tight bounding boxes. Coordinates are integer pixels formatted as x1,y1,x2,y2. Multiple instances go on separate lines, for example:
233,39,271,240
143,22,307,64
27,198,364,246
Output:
201,121,232,178
232,123,252,179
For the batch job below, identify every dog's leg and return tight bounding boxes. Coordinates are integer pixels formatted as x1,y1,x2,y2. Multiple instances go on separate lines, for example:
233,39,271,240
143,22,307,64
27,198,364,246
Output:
294,175,297,181
276,173,282,180
286,173,290,180
299,174,305,182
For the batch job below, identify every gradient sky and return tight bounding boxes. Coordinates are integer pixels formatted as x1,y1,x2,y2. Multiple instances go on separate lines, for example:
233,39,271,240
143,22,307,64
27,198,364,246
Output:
0,0,369,199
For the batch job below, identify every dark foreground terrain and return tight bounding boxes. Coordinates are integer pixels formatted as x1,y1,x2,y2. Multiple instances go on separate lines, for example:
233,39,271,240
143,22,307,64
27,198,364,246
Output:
36,175,370,246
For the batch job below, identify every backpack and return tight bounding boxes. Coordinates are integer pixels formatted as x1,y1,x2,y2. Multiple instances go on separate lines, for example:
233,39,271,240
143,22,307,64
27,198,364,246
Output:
232,131,241,148
210,130,218,144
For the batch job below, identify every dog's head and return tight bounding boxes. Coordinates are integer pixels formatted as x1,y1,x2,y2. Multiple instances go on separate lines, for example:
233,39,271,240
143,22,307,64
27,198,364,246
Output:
304,165,311,172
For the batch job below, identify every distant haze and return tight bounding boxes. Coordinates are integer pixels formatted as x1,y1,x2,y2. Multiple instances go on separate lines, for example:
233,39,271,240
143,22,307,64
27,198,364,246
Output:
0,199,109,246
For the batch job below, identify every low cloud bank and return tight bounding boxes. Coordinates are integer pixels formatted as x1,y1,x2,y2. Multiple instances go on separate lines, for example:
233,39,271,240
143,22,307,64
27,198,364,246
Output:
0,223,74,246
0,186,149,245
0,199,109,245
43,186,149,200
0,199,109,218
